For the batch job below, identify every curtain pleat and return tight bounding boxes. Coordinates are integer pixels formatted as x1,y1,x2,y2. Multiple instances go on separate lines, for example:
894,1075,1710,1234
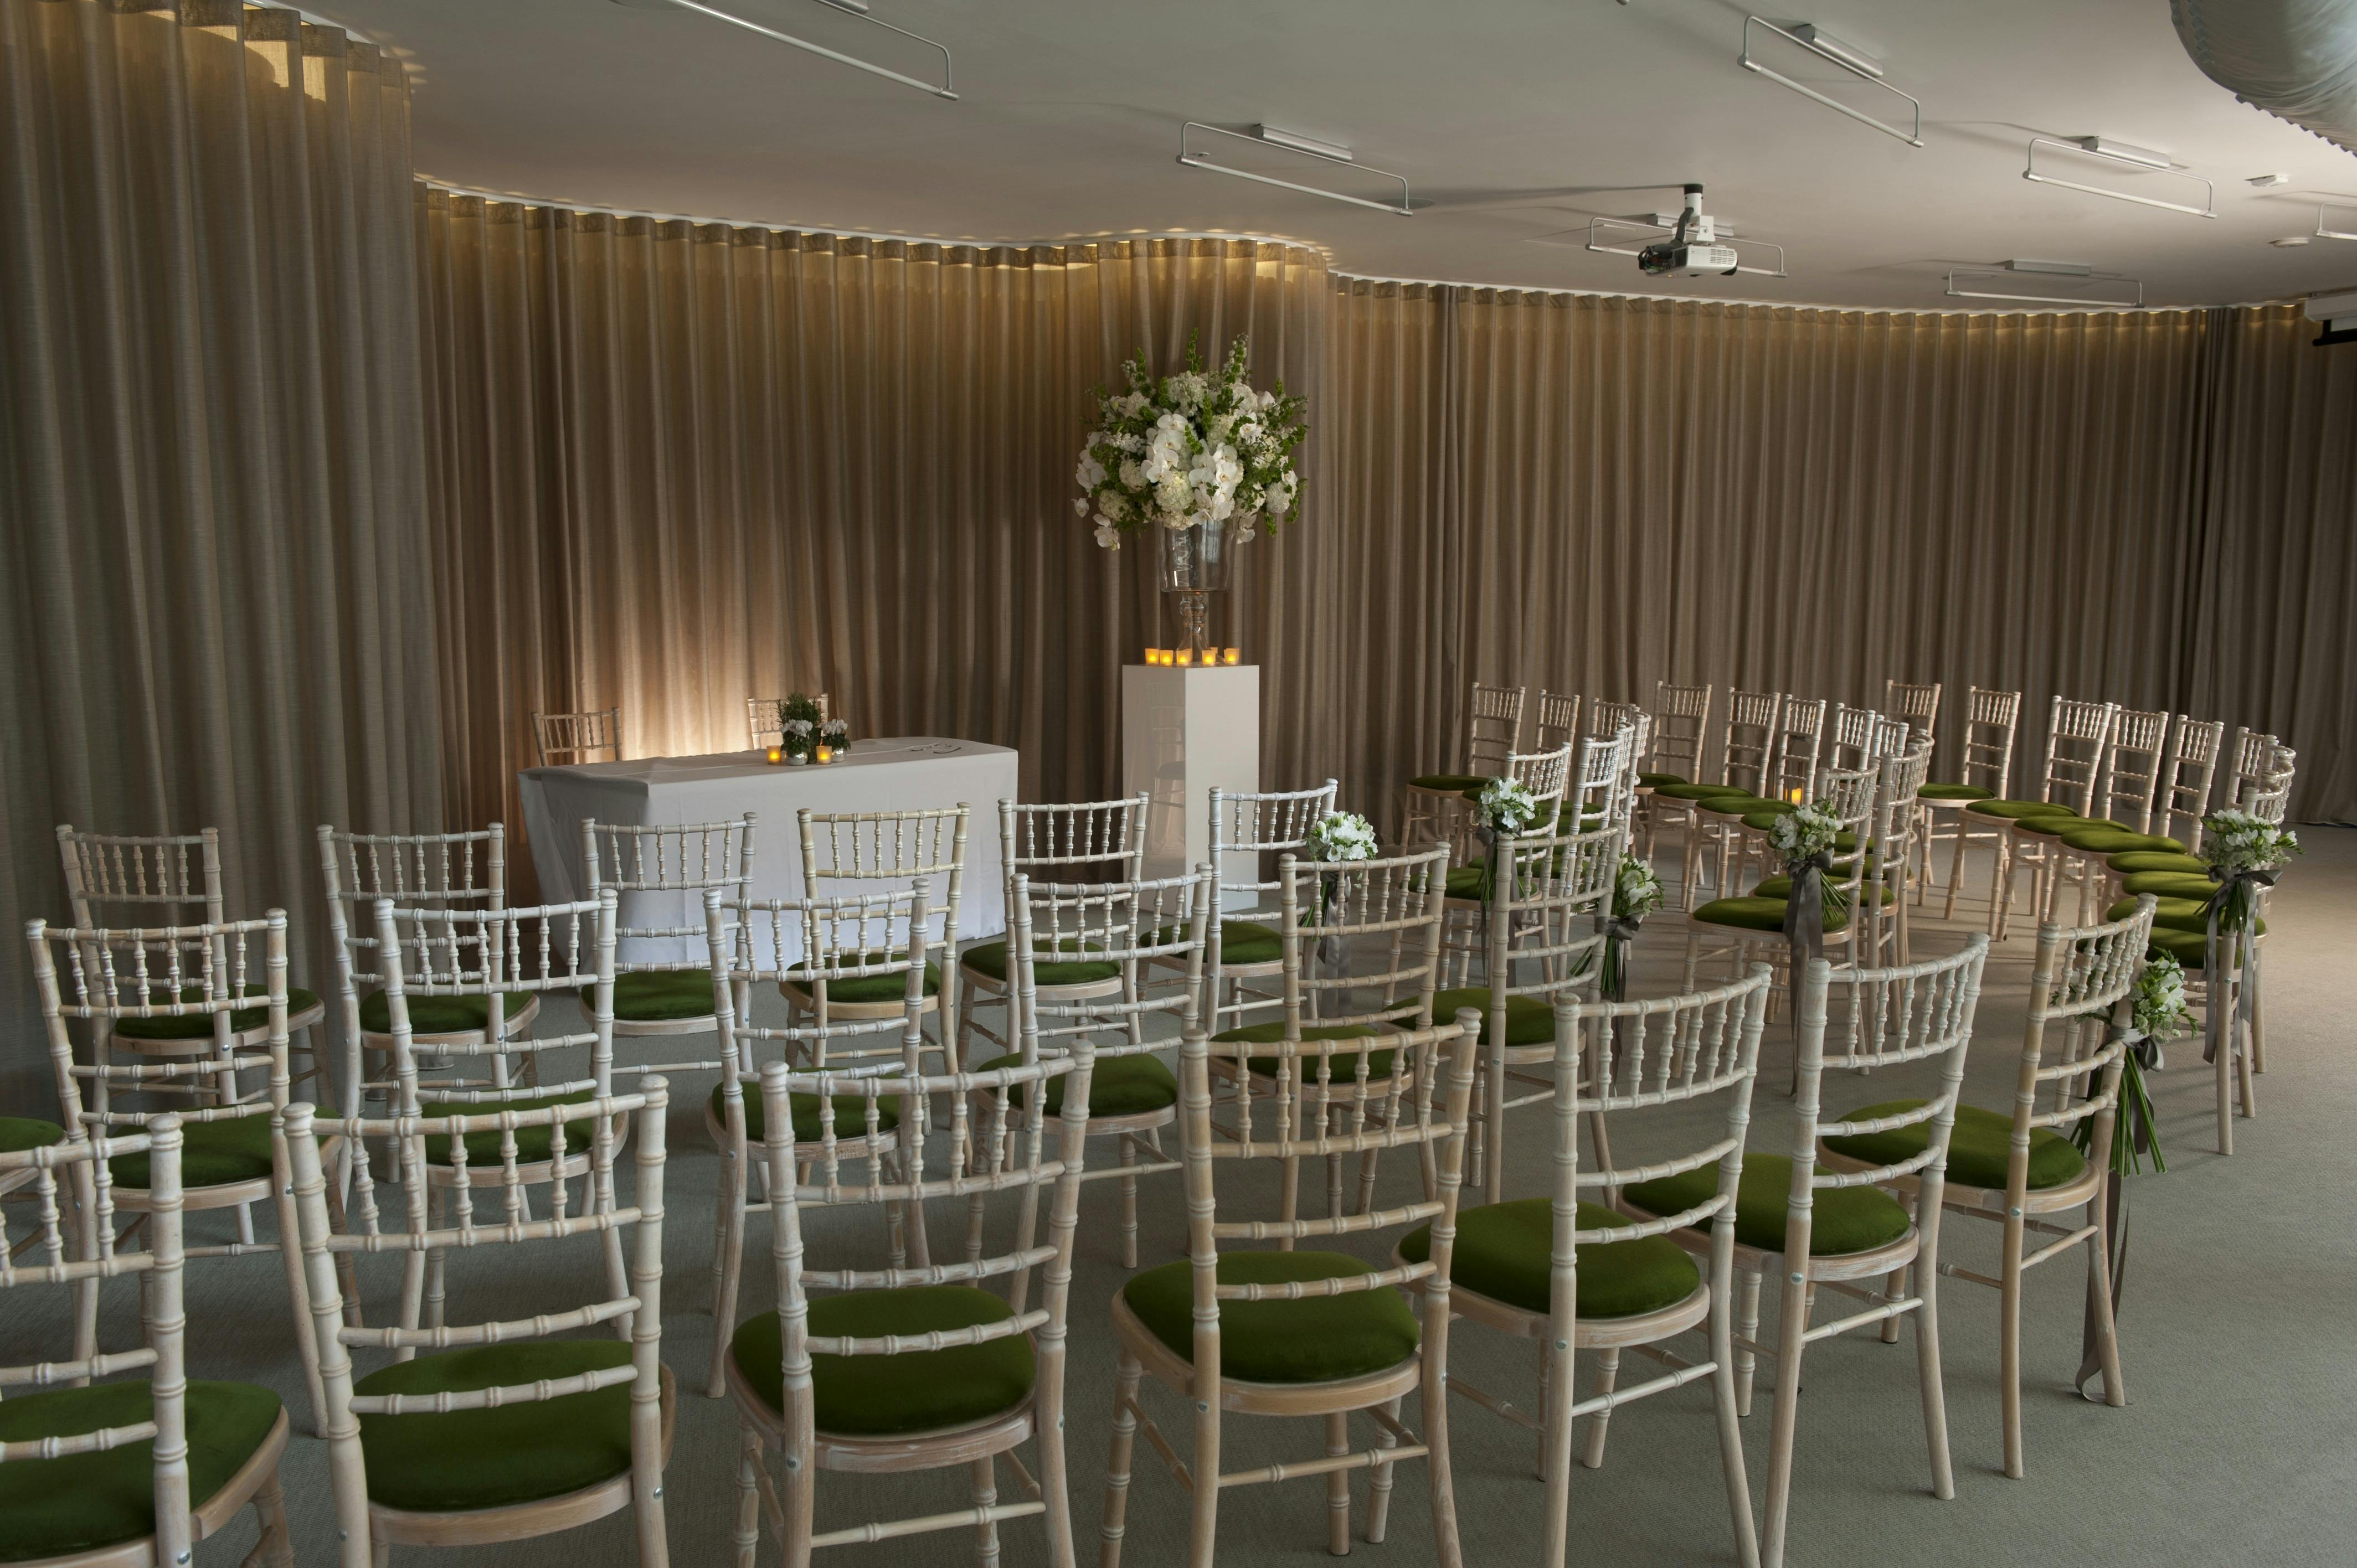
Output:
1,0,434,1091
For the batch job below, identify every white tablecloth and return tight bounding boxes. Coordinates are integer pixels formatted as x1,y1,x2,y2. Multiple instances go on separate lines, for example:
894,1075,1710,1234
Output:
519,738,1018,964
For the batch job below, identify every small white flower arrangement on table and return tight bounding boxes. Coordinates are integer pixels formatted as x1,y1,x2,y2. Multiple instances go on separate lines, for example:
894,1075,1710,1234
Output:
1074,334,1308,550
820,718,849,751
781,718,814,764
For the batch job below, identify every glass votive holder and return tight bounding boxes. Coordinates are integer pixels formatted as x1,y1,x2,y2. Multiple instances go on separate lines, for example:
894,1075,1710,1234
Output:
1222,647,1242,665
816,744,835,764
1175,647,1195,667
765,745,785,765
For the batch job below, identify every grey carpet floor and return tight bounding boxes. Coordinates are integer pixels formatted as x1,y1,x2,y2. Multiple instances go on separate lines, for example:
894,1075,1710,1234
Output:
12,831,2353,1566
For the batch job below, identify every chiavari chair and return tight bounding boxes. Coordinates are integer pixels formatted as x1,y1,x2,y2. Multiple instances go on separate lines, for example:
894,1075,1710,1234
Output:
1916,686,2023,915
1440,741,1572,900
1404,972,1769,1568
796,804,969,1078
0,1117,296,1566
1197,780,1336,1033
1403,681,1528,847
724,1033,1091,1567
282,1081,672,1566
1208,846,1451,1226
971,870,1211,1272
2039,706,2172,922
2088,714,2231,902
1532,690,1583,754
1881,679,1942,765
746,693,832,750
1624,944,1984,1566
1962,698,2118,940
1634,682,1713,860
2217,725,2279,813
29,910,334,1414
1823,902,2153,1478
702,885,938,1397
583,814,757,1060
1103,1007,1480,1567
957,795,1148,1074
1664,688,1785,910
531,706,623,766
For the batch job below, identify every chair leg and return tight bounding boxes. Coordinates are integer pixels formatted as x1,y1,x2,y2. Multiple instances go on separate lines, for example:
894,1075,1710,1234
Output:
1579,1349,1619,1469
1100,1350,1143,1568
371,1541,392,1568
1119,1136,1139,1271
972,1457,1002,1568
1881,1261,1909,1344
708,1152,749,1399
2212,986,2235,1158
1324,1411,1352,1556
1942,821,1970,921
1188,1369,1222,1568
734,1426,764,1567
1759,1263,1811,1568
271,1134,327,1427
2085,1193,2127,1410
243,1464,296,1567
1733,1268,1763,1417
1366,1395,1401,1544
423,1185,449,1330
1915,1249,1955,1501
1708,1245,1762,1568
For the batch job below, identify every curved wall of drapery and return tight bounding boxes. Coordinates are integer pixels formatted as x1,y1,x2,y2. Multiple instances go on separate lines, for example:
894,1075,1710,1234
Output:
1,0,435,1094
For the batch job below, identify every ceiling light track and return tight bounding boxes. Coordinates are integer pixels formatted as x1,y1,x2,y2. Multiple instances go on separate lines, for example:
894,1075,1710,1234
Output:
2023,136,2214,218
1176,122,1413,217
1739,16,1923,148
1946,267,2143,310
660,0,955,101
2315,203,2357,241
1585,217,1787,278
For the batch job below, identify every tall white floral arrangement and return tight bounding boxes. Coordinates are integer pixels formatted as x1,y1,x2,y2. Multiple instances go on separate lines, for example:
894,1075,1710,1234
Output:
1074,335,1307,549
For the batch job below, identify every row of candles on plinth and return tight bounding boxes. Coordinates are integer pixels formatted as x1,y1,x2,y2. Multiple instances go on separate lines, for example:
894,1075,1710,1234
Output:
1144,647,1243,666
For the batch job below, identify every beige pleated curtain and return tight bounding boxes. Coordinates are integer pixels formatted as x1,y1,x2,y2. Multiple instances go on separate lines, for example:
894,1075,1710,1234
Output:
0,0,435,1091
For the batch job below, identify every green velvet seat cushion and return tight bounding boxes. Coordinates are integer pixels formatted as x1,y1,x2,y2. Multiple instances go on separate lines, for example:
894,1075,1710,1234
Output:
2017,814,2128,839
2106,851,2209,877
784,955,941,1004
1690,895,1849,934
974,1051,1178,1117
2147,929,2215,968
734,1285,1035,1436
423,1091,600,1167
1697,795,1780,817
1623,1153,1911,1257
707,1079,903,1144
2107,896,2263,937
359,987,534,1038
1400,1199,1698,1319
1738,799,1800,818
962,939,1116,988
1213,1022,1399,1084
584,969,714,1023
1123,1251,1418,1383
1443,865,1490,901
1409,772,1491,793
1636,771,1687,788
2058,827,2184,855
0,1115,64,1154
0,1378,282,1562
1653,782,1752,802
1917,782,1995,802
1429,987,1553,1046
1752,873,1895,906
353,1339,635,1512
109,1112,277,1190
1964,800,2078,822
112,983,323,1041
2119,872,2226,901
1207,920,1284,966
1823,1100,2085,1192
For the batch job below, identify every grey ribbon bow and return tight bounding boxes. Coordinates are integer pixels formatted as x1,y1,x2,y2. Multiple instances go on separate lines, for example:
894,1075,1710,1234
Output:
1316,870,1350,976
1780,850,1834,966
2199,867,2276,1067
1602,915,1644,1002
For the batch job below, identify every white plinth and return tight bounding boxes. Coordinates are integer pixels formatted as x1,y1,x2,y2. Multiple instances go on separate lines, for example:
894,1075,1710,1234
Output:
1121,664,1261,910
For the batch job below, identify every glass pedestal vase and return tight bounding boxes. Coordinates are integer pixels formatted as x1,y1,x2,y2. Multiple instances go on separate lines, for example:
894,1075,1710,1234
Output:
1159,522,1231,657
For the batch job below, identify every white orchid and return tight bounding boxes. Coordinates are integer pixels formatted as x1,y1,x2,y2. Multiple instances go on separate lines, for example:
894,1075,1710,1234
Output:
1074,334,1308,549
1094,523,1121,549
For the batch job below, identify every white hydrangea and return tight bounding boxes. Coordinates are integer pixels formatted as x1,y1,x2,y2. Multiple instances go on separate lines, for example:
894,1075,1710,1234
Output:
1073,334,1308,549
1308,811,1378,862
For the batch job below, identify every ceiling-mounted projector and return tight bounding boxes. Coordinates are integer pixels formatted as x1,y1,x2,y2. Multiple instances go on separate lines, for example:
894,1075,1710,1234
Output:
2307,288,2357,348
1639,184,1740,277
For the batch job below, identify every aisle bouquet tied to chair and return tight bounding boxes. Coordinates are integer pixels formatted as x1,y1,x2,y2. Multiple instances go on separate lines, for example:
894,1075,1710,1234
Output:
1075,333,1307,653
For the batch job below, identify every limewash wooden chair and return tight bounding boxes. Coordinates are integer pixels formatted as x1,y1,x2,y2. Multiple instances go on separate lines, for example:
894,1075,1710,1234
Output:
28,910,334,1420
1402,680,1527,847
1685,762,1880,1019
1918,686,2023,916
1438,821,1619,1205
1672,688,1786,910
1197,780,1337,1034
1532,690,1583,754
956,795,1149,1074
971,869,1211,1272
1401,971,1770,1568
723,1042,1094,1568
282,1081,672,1566
532,706,623,766
747,693,831,750
1102,1007,1481,1568
2019,705,2169,925
797,804,970,1079
702,885,939,1397
1621,942,1988,1567
1882,679,1943,764
1960,697,2117,939
581,814,757,1062
1821,901,2153,1478
0,1117,296,1567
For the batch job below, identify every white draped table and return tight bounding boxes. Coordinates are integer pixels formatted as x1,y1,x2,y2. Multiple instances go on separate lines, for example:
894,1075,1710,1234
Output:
519,738,1018,964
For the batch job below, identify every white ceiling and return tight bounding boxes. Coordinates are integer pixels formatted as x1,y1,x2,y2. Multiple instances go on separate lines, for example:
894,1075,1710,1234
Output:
318,0,2357,311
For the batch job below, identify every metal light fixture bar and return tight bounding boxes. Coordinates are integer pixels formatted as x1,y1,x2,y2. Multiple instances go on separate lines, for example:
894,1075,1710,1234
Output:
1946,268,2143,309
2315,203,2357,241
1585,217,1788,278
2023,137,2214,218
1177,122,1412,216
663,0,955,100
1740,16,1923,148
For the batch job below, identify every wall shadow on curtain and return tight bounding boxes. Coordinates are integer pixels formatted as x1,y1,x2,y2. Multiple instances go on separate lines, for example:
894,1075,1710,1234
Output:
1,1,436,1093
